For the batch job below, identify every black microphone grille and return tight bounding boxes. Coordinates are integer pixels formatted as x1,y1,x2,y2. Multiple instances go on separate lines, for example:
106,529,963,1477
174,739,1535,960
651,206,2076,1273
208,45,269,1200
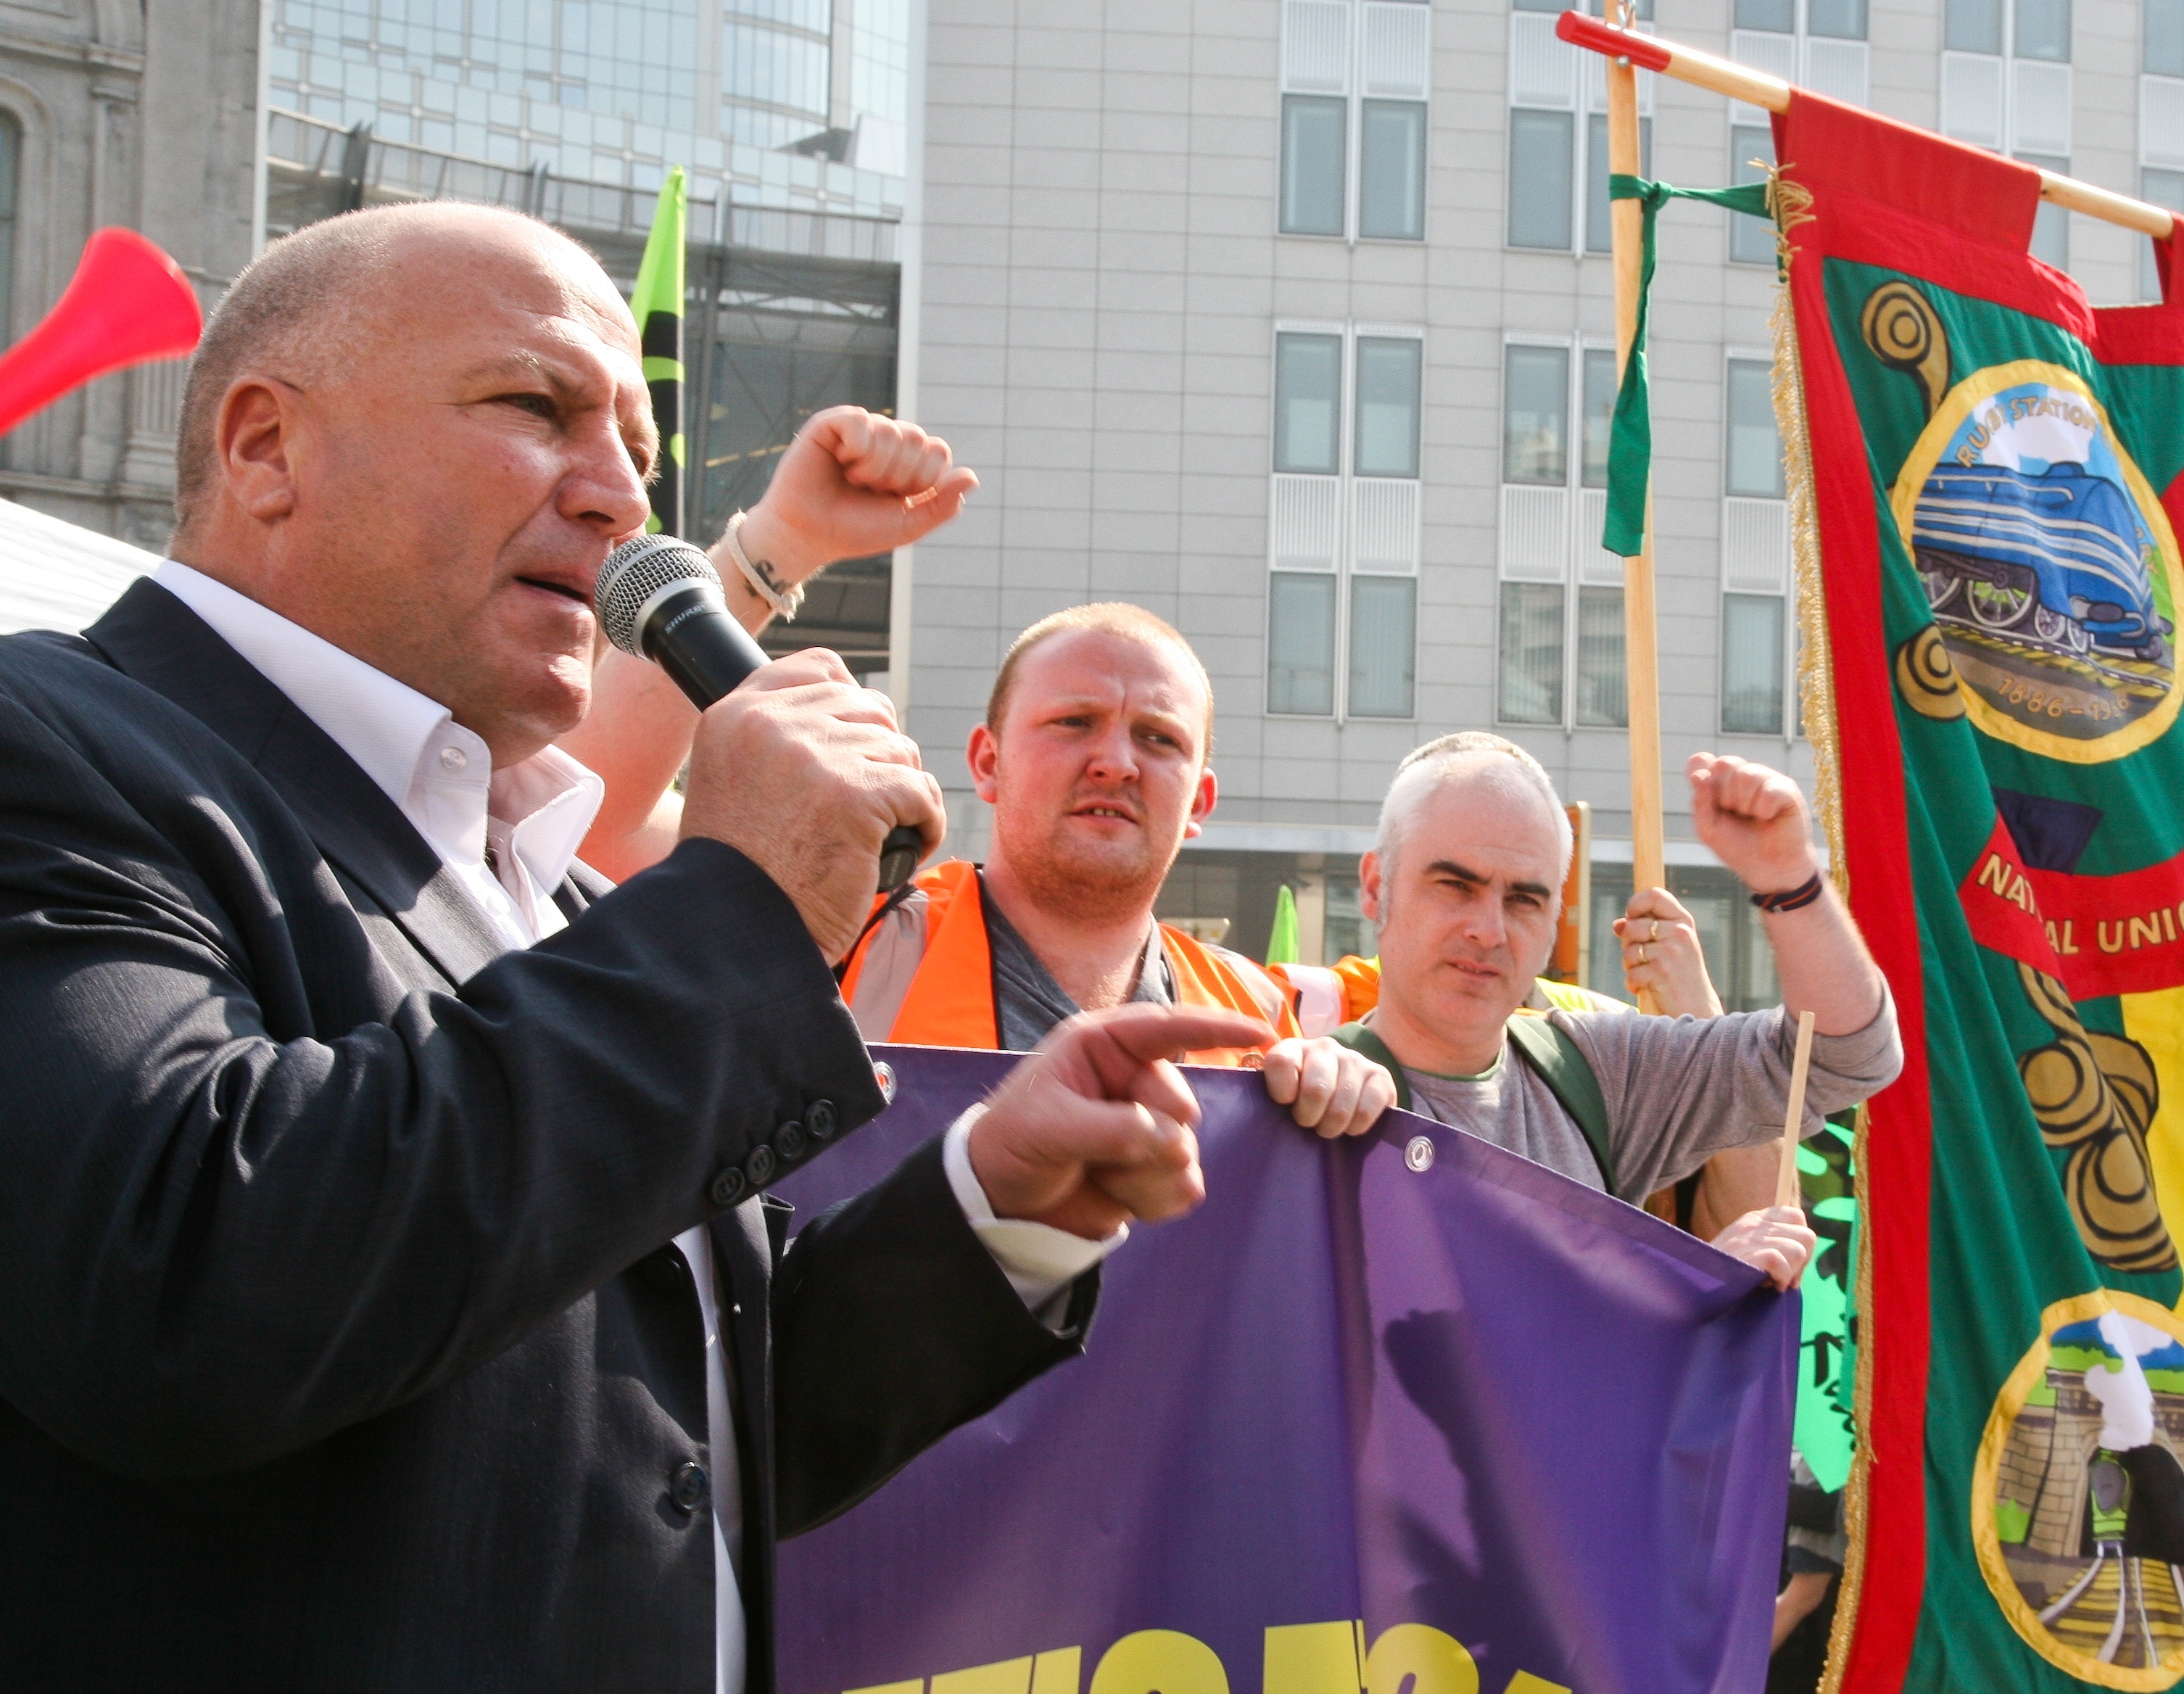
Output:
596,533,724,658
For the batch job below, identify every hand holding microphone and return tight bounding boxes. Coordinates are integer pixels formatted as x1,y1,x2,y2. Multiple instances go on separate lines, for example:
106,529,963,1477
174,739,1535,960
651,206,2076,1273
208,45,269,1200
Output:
597,536,941,961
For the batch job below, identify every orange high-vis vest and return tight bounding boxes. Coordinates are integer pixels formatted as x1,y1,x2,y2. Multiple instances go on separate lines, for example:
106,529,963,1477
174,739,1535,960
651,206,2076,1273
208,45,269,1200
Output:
838,860,1296,1063
1270,956,1386,1034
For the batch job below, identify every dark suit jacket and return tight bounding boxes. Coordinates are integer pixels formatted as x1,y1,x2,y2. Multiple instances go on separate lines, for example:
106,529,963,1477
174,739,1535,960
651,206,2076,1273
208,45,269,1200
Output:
0,580,1092,1692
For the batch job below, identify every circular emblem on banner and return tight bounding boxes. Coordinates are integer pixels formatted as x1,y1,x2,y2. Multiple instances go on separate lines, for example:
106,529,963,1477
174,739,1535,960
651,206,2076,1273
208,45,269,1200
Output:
1890,360,2183,764
1975,1292,2184,1685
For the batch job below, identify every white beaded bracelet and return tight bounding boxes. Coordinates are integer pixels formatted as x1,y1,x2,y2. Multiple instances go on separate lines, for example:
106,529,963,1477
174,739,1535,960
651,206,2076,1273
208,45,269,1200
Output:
724,511,804,622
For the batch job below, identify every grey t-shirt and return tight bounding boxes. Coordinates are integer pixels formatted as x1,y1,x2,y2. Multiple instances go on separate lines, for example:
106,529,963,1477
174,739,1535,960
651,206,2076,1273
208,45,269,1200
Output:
984,894,1165,1052
983,892,1289,1050
1397,995,1901,1202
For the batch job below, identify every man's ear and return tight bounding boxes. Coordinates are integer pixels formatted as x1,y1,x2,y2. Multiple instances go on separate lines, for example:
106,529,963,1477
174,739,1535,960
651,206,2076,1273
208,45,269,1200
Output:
218,377,301,523
1359,849,1384,925
1182,765,1217,840
967,721,1000,804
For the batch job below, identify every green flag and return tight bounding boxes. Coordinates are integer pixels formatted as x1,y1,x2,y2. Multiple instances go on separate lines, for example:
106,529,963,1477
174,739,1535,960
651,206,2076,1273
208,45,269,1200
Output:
632,165,686,537
1766,94,2184,1688
1265,885,1299,967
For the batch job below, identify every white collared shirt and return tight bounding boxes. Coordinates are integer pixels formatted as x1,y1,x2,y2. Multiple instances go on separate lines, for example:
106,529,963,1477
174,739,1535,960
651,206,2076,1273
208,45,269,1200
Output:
150,561,1115,1694
154,560,603,950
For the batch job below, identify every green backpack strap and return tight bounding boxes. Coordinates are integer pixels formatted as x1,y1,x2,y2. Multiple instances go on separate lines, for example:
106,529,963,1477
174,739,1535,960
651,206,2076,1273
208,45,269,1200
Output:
1504,1015,1616,1194
1330,1015,1615,1194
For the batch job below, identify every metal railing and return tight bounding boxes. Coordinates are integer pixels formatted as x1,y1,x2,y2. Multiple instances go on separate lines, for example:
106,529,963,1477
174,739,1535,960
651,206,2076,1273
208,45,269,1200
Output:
263,110,898,264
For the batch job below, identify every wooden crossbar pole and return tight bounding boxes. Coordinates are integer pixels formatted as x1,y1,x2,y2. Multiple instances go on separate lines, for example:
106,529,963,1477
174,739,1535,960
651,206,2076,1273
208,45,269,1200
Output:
1605,0,1666,1016
1558,10,2180,241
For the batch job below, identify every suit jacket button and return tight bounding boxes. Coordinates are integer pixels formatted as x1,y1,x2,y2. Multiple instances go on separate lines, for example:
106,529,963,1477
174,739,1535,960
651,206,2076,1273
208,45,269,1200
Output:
639,1247,688,1292
744,1144,777,1187
774,1121,808,1162
808,1098,839,1139
670,1460,708,1514
709,1167,746,1208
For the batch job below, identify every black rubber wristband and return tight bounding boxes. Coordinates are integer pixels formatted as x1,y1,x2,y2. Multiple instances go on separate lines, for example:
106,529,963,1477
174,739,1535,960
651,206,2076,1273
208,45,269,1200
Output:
1750,872,1826,913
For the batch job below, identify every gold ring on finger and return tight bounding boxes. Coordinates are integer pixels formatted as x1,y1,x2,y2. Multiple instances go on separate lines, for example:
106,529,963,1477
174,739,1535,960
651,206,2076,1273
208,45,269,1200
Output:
1650,918,1661,943
1637,943,1648,964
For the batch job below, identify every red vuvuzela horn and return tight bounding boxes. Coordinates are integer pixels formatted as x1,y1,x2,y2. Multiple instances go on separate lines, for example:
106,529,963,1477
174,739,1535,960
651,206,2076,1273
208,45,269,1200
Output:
0,227,202,439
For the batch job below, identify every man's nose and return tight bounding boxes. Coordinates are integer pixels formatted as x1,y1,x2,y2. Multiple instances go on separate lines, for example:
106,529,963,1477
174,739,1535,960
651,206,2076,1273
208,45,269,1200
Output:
1461,896,1508,949
564,417,653,536
1083,725,1138,780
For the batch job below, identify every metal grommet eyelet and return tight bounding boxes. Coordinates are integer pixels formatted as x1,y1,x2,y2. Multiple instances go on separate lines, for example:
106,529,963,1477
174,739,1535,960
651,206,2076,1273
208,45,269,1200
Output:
1405,1135,1435,1173
873,1061,896,1104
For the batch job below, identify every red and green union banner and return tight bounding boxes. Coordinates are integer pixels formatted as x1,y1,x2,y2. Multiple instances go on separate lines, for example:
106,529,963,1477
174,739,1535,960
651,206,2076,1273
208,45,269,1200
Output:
1773,93,2184,1690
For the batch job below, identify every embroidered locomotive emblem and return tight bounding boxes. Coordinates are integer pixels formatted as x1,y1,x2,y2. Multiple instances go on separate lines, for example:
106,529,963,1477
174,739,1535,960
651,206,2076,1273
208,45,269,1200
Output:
1866,285,2183,763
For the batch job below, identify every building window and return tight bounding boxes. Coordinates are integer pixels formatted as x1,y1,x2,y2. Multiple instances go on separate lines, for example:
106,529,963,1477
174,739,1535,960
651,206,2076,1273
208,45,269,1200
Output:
1360,99,1427,239
2151,0,2184,78
1941,0,2075,271
1275,331,1344,473
1721,357,1795,737
1497,340,1625,728
1722,593,1787,733
1354,335,1422,476
1729,0,1870,117
2143,5,2184,300
1281,96,1347,236
1507,0,1653,256
1270,571,1339,714
1267,323,1423,719
1945,0,2002,51
1508,110,1576,249
2011,0,2071,60
1278,0,1431,243
1729,123,1776,265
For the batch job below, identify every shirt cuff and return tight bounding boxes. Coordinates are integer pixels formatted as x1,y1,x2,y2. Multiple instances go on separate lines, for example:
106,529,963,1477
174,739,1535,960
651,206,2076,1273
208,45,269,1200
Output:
943,1105,1126,1326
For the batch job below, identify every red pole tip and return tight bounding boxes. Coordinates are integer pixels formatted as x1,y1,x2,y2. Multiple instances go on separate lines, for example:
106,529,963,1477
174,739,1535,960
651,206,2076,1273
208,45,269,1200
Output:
1555,9,1674,72
0,227,202,439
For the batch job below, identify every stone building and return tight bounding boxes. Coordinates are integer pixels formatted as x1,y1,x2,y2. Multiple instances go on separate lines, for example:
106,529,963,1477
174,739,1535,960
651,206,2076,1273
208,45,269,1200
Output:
0,1,257,549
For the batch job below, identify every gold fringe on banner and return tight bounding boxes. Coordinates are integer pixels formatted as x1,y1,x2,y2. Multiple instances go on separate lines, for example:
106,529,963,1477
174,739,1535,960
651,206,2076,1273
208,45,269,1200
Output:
1763,168,1839,883
1757,162,1871,1694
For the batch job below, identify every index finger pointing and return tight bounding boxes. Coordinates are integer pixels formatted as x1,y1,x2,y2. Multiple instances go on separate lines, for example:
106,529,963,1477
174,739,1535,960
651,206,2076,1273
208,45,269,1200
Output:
1080,1002,1276,1066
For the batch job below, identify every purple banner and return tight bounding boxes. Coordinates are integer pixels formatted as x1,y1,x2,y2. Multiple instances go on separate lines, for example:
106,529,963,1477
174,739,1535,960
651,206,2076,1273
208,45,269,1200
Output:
772,1046,1796,1694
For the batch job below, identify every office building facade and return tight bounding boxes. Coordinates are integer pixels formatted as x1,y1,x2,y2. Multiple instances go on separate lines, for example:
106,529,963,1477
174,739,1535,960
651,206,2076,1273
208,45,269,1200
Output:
900,0,2179,1001
0,0,914,670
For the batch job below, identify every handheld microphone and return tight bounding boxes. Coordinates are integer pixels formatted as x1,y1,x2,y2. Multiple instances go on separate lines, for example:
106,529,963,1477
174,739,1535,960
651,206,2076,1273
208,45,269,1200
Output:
596,532,926,892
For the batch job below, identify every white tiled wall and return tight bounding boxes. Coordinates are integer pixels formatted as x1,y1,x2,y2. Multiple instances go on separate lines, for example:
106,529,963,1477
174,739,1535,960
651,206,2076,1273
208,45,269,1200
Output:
906,0,2153,862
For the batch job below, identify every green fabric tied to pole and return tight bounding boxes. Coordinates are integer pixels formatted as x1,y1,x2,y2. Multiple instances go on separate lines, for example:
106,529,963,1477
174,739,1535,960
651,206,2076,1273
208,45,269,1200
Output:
1265,885,1299,967
1602,174,1772,558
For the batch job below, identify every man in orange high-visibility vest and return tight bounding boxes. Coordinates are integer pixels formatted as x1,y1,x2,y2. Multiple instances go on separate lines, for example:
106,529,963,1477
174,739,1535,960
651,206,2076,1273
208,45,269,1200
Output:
835,603,1393,1139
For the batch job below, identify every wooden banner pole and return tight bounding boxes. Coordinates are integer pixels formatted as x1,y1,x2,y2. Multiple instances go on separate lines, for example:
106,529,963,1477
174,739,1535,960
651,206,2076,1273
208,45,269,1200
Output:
1776,1009,1818,1209
1560,9,2177,239
1605,1,1666,1015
